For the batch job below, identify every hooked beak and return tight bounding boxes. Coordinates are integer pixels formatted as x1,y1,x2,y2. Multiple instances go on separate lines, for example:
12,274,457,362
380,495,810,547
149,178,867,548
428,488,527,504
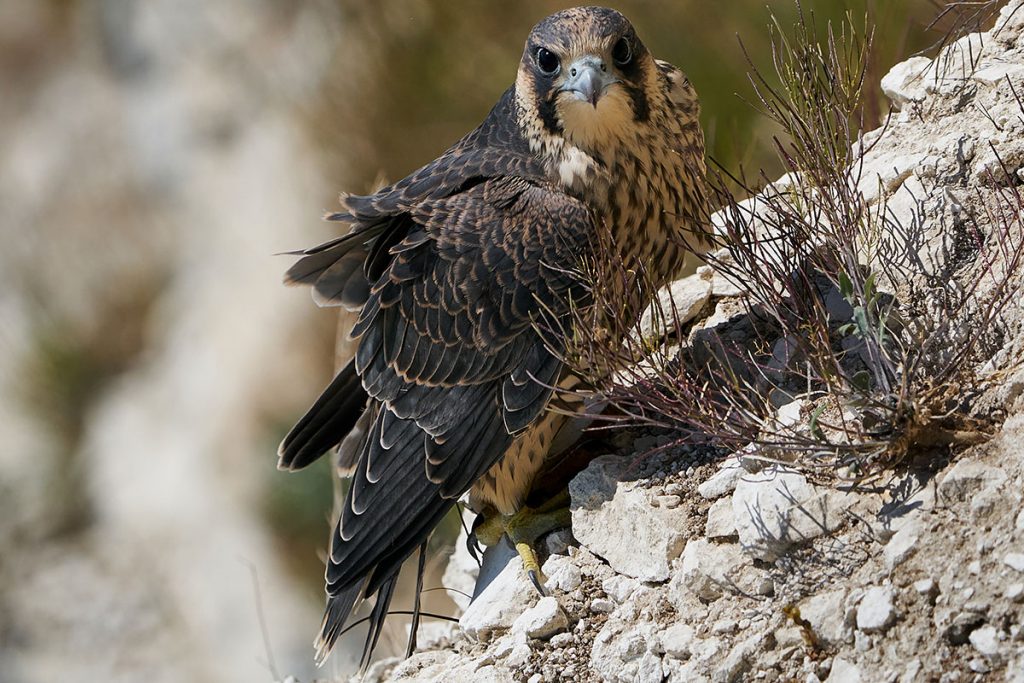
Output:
561,56,615,107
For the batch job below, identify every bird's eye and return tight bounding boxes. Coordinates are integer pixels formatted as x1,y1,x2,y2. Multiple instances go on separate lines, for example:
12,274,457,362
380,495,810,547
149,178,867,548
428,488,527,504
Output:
536,47,559,75
612,37,633,66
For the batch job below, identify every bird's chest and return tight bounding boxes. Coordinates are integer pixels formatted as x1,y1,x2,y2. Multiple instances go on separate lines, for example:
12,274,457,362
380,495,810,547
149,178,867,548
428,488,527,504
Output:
555,139,690,282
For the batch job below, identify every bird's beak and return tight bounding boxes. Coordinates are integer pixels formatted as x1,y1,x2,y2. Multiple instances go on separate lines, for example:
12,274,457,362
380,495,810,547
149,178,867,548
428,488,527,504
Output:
561,56,614,107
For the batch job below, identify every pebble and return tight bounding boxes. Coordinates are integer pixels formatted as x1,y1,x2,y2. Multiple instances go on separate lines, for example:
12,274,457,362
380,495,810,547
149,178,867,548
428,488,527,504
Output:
856,587,896,633
913,578,937,597
969,625,1001,659
1016,509,1024,531
884,521,921,569
512,597,568,640
968,560,981,575
1005,553,1024,572
661,623,696,659
828,657,864,683
712,619,737,634
1006,583,1024,602
697,463,746,500
657,495,682,509
590,598,615,614
969,658,991,674
705,496,738,539
549,632,573,648
602,575,640,604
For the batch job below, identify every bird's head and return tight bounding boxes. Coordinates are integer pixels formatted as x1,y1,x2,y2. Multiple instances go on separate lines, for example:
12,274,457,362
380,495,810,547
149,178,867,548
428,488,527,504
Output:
516,7,665,153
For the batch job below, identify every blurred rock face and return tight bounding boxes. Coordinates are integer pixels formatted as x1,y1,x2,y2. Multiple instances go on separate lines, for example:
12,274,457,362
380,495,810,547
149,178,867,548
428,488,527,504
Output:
0,1,349,681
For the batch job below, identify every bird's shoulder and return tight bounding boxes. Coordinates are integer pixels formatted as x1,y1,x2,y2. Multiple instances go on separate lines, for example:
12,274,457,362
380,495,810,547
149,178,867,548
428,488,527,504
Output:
340,87,549,221
655,59,700,117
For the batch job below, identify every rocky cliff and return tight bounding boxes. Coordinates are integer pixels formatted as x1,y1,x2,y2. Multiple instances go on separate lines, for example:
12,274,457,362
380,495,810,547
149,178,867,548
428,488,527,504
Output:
356,3,1024,681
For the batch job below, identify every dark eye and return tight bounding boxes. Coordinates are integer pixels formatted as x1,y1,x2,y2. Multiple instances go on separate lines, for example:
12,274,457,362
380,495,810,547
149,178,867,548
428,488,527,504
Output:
536,47,559,75
612,37,633,66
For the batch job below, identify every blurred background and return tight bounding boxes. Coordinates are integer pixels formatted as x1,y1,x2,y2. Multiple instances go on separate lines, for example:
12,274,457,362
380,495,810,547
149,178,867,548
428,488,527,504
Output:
0,1,945,681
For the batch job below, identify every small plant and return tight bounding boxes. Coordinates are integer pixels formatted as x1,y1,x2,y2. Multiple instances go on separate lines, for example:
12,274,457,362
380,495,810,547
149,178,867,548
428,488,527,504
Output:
560,1,1024,482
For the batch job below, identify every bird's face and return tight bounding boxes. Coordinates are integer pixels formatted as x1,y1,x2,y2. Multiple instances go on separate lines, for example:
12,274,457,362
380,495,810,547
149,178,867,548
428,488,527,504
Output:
517,7,657,151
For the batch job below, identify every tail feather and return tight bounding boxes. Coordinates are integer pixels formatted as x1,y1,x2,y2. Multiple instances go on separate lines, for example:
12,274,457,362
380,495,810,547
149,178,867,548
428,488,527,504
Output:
278,361,367,471
314,582,364,666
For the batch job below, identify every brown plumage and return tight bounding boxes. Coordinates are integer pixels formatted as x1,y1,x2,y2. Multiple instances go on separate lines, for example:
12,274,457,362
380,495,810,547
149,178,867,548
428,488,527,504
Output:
278,6,710,668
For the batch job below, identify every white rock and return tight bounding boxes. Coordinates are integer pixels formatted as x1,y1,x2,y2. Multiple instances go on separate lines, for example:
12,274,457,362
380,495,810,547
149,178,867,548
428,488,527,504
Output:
676,538,768,601
639,273,713,338
969,625,1002,660
590,622,662,683
884,519,921,570
800,589,851,646
913,578,938,597
856,586,896,633
880,56,932,108
591,597,616,613
972,61,1024,84
775,399,806,428
602,575,641,604
828,657,863,683
661,623,696,659
731,466,848,561
1005,553,1024,572
697,461,746,500
938,460,1007,504
549,632,573,648
542,555,582,593
697,264,743,297
512,596,567,640
459,541,539,640
712,633,759,683
1005,583,1024,602
570,455,688,582
705,497,738,539
1016,509,1024,531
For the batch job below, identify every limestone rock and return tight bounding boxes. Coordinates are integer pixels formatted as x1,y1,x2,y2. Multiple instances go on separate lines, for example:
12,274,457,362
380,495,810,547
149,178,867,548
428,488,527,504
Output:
969,625,1002,660
880,56,932,108
697,460,747,500
459,540,539,641
884,519,922,570
731,466,848,561
705,497,738,539
661,623,696,660
512,596,568,640
938,460,1007,504
602,575,641,604
675,538,768,601
590,621,664,683
639,272,713,339
800,589,852,646
856,587,896,634
542,554,582,593
570,455,688,582
828,657,863,683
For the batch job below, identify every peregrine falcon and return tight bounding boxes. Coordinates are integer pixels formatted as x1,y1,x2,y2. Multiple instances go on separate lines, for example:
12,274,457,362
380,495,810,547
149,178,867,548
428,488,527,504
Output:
278,6,710,666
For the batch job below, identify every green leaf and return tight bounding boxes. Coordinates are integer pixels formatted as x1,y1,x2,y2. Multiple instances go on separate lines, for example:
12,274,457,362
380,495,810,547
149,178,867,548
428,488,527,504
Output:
863,271,876,305
838,271,854,300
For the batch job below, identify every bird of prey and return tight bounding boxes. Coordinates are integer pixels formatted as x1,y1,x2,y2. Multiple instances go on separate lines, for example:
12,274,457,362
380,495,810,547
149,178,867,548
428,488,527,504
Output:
278,5,710,667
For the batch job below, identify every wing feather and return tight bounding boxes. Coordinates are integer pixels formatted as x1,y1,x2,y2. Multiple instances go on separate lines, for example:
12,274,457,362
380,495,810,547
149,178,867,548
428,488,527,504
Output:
283,92,597,664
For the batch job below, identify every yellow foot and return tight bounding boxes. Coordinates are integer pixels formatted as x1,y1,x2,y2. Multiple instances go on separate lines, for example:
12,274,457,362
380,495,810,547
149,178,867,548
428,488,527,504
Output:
474,491,572,595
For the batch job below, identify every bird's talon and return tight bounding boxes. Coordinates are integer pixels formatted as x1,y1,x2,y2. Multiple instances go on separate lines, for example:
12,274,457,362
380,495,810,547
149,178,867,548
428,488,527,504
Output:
528,569,548,596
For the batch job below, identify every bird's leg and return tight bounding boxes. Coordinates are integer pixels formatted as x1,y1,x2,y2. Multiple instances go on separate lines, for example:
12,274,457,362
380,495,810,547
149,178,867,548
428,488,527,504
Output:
474,489,573,594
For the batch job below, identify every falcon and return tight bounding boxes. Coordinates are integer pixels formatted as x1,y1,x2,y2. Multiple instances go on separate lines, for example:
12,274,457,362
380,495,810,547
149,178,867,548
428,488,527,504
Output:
278,6,711,666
